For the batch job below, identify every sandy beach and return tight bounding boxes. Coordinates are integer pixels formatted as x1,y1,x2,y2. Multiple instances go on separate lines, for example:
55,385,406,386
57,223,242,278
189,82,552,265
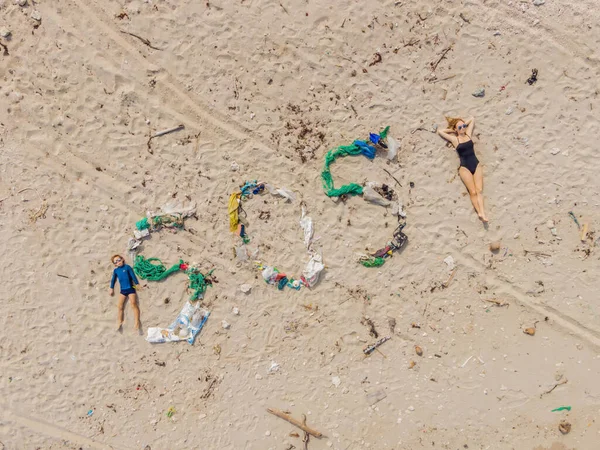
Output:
1,0,600,449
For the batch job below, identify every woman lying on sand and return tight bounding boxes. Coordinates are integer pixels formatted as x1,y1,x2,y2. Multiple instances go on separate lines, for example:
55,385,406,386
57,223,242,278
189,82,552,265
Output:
109,254,141,331
437,116,488,222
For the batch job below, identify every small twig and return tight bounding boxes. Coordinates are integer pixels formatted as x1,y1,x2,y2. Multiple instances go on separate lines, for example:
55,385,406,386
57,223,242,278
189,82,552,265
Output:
432,74,456,83
524,249,551,257
341,18,346,28
411,127,434,134
57,274,70,279
540,378,568,398
120,31,163,50
483,298,509,307
0,41,9,56
266,408,323,438
279,2,288,13
403,38,420,47
417,13,428,21
459,13,470,24
430,45,453,71
382,168,402,187
442,267,457,288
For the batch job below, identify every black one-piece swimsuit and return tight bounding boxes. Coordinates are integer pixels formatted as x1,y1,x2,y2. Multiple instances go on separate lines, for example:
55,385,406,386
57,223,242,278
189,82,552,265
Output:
456,138,479,175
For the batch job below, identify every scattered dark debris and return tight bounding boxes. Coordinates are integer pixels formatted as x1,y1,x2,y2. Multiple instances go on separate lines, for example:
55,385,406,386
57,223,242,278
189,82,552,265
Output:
115,11,130,20
258,210,271,221
361,317,379,339
388,318,396,333
526,68,538,85
155,360,166,367
368,52,382,66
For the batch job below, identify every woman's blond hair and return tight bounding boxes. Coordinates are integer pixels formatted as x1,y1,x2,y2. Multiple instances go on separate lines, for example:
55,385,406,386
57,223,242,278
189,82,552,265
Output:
111,254,124,263
445,116,465,131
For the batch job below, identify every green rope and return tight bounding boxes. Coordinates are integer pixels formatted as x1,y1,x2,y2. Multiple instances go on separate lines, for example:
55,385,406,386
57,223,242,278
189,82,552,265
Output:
360,257,386,268
136,218,149,230
379,126,390,140
321,144,365,197
134,255,183,281
187,268,214,301
133,255,214,301
135,215,184,231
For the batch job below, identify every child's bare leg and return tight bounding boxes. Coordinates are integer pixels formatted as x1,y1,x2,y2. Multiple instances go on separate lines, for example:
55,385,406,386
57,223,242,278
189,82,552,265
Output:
117,294,126,330
129,293,141,330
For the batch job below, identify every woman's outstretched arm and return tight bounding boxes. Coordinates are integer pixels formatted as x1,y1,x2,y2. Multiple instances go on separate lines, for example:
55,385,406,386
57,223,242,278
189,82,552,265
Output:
437,128,457,146
465,116,475,137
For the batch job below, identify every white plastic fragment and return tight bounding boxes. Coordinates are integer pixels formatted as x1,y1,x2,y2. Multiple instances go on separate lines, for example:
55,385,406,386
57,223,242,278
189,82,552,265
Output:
302,253,324,288
299,206,314,249
386,136,400,161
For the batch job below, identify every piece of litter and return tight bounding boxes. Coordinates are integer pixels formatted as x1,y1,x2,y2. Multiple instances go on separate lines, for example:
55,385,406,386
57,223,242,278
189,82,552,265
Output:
443,255,455,270
366,389,387,406
232,307,240,315
221,320,230,330
240,284,252,294
31,10,42,21
87,409,94,417
268,361,280,374
550,148,560,155
166,406,176,418
472,88,485,98
461,355,473,367
230,161,240,172
332,376,341,388
551,406,571,412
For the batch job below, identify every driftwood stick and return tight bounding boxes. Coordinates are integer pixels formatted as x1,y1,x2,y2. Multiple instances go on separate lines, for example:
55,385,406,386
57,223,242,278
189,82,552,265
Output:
152,124,185,138
267,408,323,438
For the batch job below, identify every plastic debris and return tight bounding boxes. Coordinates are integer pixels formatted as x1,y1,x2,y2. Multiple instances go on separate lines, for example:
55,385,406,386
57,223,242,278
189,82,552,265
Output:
332,376,341,387
526,68,538,85
366,389,387,406
363,336,391,355
444,255,455,270
472,88,485,97
240,284,252,294
386,136,400,161
166,406,176,418
221,320,231,330
551,406,571,412
568,211,580,229
268,361,280,374
87,409,94,417
363,185,391,207
146,302,210,344
301,253,325,288
299,206,314,249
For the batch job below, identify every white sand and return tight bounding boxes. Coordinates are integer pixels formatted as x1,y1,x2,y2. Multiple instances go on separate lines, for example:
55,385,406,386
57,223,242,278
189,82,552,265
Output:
1,0,600,448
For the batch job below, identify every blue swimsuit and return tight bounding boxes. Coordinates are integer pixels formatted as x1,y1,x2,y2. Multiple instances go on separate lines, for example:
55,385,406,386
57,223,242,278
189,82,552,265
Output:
110,264,139,295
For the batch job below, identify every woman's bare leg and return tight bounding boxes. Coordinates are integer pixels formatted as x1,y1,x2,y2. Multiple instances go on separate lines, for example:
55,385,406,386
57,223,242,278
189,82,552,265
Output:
458,167,484,219
117,294,126,330
473,165,487,222
129,293,141,330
